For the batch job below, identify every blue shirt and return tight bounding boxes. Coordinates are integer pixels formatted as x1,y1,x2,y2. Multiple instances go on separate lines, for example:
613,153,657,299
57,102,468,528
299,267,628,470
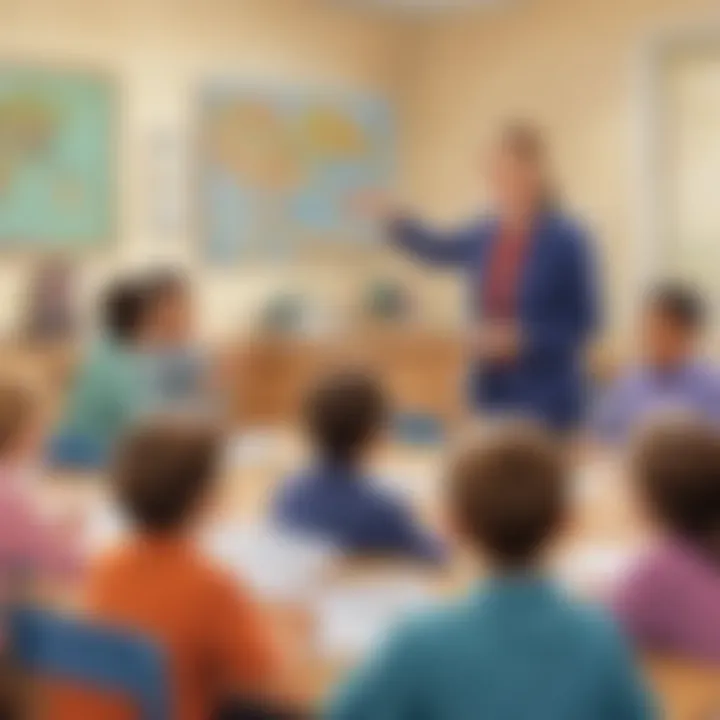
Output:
327,577,655,720
392,211,600,430
272,465,444,563
593,362,720,445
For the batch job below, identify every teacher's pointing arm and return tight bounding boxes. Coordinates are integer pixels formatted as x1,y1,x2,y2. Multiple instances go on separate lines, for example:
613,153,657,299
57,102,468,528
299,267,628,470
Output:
388,215,480,268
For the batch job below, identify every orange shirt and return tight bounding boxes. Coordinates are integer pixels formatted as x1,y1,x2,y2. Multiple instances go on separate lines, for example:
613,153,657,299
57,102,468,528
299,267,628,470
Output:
83,536,278,720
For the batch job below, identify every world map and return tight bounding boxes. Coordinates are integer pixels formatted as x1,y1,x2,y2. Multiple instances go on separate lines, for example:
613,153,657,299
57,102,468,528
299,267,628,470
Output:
200,86,393,263
0,68,114,248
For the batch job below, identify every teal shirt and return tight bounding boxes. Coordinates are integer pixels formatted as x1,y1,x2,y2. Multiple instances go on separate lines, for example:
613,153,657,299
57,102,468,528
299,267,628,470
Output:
57,339,153,450
327,577,655,720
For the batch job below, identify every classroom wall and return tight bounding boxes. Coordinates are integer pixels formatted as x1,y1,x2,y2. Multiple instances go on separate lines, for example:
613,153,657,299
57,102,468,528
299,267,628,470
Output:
0,0,413,338
3,0,720,342
397,0,720,341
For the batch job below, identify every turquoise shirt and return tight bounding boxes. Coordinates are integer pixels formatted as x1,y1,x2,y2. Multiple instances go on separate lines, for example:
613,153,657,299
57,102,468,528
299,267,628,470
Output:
57,339,153,451
327,577,655,720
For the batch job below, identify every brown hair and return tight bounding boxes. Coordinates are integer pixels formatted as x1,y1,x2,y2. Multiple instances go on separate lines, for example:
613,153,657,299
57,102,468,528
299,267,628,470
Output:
0,383,35,457
304,369,387,467
633,419,720,560
499,121,557,211
114,416,221,533
447,422,567,565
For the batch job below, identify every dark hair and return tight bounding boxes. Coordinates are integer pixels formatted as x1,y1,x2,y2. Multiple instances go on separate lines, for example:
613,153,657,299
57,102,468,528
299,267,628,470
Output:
143,269,189,304
114,417,221,533
0,382,35,456
634,419,720,559
647,281,706,331
447,422,567,565
304,369,387,466
499,120,557,211
102,278,148,343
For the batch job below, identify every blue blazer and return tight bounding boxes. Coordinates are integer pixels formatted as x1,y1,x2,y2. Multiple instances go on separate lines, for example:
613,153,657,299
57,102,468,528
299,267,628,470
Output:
391,210,600,430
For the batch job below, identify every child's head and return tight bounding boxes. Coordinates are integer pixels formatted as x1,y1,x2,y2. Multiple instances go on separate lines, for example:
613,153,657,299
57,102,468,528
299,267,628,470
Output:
102,278,148,346
641,282,705,370
446,422,567,568
633,419,720,558
0,382,42,466
142,270,193,347
304,369,387,468
114,417,221,535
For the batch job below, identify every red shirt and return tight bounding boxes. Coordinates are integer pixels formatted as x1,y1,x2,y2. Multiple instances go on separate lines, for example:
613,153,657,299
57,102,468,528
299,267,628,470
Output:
481,228,530,321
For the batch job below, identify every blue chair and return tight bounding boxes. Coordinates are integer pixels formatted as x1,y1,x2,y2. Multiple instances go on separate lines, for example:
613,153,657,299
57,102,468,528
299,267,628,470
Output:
8,607,170,720
46,432,108,471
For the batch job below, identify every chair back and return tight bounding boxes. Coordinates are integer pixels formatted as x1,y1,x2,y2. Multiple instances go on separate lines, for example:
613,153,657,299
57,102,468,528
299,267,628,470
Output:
9,607,170,720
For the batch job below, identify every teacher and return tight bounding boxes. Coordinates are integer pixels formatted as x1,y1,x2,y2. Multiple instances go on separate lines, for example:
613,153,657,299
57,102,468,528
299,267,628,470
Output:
382,123,600,431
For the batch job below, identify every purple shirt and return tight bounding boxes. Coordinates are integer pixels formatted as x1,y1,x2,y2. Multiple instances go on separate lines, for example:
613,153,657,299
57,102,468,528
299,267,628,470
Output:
613,539,720,663
593,362,720,445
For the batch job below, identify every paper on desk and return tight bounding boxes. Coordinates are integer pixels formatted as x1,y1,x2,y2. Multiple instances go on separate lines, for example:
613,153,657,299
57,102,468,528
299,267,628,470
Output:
223,429,305,474
372,457,441,506
83,502,127,556
314,577,435,661
554,543,642,599
224,430,286,469
202,522,338,602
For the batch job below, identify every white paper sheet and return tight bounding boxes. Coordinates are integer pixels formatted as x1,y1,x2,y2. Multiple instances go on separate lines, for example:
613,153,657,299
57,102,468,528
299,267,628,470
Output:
313,577,435,660
82,502,127,556
202,522,338,602
554,543,641,599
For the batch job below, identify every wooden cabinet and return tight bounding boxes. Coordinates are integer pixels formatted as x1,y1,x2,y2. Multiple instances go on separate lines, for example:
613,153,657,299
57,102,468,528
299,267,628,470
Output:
233,328,465,426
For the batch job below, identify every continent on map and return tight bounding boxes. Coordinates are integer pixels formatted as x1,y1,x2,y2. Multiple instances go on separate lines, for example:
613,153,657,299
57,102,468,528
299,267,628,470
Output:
208,100,304,193
299,105,367,161
0,94,58,193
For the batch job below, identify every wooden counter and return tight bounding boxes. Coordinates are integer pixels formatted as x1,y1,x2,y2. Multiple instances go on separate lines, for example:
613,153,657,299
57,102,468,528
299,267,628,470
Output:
233,328,466,426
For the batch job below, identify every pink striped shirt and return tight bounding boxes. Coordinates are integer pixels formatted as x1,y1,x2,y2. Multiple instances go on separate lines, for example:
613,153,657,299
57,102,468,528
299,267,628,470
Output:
0,467,80,592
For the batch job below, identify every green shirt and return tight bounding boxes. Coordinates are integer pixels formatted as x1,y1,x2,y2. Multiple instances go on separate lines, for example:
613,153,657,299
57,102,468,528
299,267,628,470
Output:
58,339,153,450
327,577,655,720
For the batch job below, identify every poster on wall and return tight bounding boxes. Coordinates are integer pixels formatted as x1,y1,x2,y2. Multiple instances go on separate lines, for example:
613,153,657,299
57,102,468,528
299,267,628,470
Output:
198,83,394,264
0,65,115,249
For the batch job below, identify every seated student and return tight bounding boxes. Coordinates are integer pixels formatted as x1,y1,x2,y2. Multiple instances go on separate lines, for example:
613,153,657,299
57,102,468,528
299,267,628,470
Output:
613,419,720,663
140,270,210,412
272,370,443,563
85,417,285,720
0,382,81,720
49,278,155,469
0,381,81,590
327,422,655,720
593,282,720,446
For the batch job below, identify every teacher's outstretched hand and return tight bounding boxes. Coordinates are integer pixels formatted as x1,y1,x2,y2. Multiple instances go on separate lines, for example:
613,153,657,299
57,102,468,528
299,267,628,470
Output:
359,122,600,433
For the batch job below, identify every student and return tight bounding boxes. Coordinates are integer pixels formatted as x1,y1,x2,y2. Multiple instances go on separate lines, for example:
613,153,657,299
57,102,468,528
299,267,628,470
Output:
272,370,443,563
593,282,720,446
613,420,720,663
327,422,654,720
85,417,283,720
0,381,81,590
140,270,211,413
49,278,155,469
0,382,81,720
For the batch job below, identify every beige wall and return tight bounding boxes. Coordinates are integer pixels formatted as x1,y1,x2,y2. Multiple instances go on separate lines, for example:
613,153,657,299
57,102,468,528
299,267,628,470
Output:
3,0,720,340
0,0,409,337
398,0,720,339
